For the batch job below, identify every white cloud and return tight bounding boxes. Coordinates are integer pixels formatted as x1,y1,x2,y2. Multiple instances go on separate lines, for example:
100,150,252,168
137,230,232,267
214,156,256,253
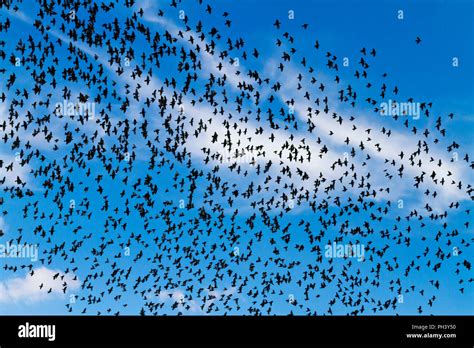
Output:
267,60,471,206
0,217,7,235
0,267,80,304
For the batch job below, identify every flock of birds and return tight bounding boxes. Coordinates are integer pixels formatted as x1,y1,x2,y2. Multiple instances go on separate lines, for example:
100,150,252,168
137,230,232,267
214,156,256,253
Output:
0,0,472,315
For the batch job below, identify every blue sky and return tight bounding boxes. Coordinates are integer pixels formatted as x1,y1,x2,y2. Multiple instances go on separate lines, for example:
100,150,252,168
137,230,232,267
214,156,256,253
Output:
0,0,472,315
